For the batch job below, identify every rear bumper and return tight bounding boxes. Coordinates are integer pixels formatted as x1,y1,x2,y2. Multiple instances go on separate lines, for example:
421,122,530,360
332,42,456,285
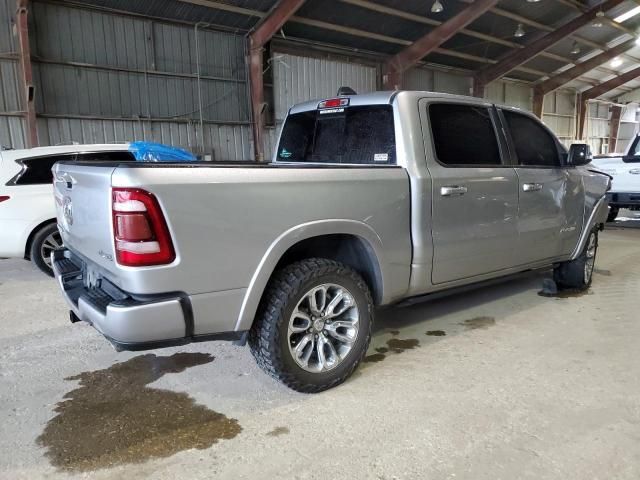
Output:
607,192,640,207
52,248,245,351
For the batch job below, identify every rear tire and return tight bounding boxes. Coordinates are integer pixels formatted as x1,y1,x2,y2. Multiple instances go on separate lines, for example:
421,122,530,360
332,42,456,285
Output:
553,229,598,290
249,258,373,393
30,223,62,277
606,206,619,223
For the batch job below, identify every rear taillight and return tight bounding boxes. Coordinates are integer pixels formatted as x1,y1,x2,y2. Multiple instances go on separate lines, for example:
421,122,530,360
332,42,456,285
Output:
112,188,175,267
0,196,9,203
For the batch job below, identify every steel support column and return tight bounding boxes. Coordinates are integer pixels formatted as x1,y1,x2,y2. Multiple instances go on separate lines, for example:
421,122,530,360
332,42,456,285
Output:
248,0,306,161
16,0,37,147
609,105,622,153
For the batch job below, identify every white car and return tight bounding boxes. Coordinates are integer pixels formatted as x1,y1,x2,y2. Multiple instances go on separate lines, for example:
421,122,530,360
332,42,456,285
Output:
0,144,134,275
590,135,640,222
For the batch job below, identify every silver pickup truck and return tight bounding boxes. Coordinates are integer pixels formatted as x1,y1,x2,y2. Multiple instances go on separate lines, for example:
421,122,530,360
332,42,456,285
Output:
52,91,610,392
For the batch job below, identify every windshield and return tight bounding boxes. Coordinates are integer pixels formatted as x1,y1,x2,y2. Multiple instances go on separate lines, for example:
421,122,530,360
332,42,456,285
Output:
277,105,396,165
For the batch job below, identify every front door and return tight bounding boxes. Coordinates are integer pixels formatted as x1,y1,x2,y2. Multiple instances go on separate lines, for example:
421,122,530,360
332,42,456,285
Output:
425,102,519,285
500,109,582,264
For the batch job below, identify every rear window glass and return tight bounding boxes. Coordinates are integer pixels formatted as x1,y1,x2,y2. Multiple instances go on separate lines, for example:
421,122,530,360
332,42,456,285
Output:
277,105,396,164
429,103,501,166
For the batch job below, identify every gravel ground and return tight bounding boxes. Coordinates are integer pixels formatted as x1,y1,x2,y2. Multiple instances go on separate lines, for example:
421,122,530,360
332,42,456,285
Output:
1,218,639,480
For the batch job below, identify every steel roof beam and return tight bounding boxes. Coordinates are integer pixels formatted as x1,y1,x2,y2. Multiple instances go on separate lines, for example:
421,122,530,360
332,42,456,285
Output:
577,65,640,138
532,37,637,116
382,0,498,89
342,0,623,80
474,0,626,96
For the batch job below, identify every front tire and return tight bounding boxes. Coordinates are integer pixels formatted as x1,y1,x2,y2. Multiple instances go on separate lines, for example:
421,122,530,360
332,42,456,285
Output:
249,258,373,393
606,206,619,223
30,223,62,277
553,229,598,290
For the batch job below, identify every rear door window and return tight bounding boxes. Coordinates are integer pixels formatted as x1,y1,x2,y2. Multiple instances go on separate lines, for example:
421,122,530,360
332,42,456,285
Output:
503,110,561,167
277,105,396,164
428,103,502,166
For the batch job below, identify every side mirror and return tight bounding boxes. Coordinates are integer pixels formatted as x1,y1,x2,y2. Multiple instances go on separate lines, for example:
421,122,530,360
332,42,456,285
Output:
567,143,592,166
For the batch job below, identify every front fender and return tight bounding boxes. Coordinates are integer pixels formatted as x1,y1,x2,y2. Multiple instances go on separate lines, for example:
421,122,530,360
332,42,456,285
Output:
234,220,387,332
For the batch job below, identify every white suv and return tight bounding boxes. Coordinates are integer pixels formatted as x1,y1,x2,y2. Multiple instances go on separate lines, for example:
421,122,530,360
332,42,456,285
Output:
0,144,134,275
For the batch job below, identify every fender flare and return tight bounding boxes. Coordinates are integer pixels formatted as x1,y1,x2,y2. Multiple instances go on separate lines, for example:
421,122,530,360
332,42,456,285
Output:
234,219,387,332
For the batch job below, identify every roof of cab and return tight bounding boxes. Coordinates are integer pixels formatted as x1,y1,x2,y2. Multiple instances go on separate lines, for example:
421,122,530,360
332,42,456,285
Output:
287,90,522,115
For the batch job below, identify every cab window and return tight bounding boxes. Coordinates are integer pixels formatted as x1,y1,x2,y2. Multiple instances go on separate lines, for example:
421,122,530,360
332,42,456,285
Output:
503,111,560,167
428,103,502,166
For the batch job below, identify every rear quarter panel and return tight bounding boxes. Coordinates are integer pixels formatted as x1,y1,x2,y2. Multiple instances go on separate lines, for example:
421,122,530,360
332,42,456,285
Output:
107,165,413,310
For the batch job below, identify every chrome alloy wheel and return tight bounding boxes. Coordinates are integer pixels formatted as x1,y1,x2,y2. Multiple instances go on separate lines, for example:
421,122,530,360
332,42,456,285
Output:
41,231,63,268
288,283,360,373
584,232,597,285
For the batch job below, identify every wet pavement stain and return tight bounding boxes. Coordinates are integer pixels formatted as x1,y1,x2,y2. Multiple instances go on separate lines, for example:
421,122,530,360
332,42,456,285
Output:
266,427,290,437
386,338,420,353
426,330,446,336
36,352,241,472
460,316,496,330
363,338,420,364
388,330,401,336
594,268,612,276
363,353,387,363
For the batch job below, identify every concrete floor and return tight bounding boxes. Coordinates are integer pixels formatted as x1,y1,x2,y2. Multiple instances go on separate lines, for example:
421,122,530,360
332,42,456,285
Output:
1,214,639,480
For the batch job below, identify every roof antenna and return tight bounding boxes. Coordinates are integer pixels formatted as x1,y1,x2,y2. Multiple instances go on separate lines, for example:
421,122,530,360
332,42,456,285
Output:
337,86,357,96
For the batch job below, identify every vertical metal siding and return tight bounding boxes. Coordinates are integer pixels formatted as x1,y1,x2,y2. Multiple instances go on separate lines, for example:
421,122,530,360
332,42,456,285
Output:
542,90,577,148
0,0,26,148
273,53,377,122
403,67,434,91
484,81,532,111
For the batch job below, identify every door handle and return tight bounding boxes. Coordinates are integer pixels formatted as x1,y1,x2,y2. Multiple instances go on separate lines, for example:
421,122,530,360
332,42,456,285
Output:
523,183,543,192
440,186,468,196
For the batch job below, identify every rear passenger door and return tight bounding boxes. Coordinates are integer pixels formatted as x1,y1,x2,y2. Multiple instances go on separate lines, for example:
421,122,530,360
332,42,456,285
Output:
425,102,519,284
500,109,582,264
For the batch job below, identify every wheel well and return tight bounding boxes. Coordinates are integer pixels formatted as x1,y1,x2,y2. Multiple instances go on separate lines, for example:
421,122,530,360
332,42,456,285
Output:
275,234,384,304
24,219,57,260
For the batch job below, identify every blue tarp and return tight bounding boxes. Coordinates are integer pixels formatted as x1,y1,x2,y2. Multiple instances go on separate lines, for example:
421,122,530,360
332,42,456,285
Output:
128,142,197,162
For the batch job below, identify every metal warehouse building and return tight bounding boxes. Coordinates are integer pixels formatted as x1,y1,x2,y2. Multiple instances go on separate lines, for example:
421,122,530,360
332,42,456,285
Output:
2,0,640,160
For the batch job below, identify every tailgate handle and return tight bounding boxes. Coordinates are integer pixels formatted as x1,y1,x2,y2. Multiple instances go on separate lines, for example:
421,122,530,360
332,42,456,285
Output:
440,186,468,197
523,183,543,192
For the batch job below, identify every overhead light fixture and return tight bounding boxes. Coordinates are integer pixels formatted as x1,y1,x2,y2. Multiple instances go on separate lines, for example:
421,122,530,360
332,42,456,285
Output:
526,0,542,3
431,0,443,13
611,57,623,68
570,41,580,55
514,23,525,38
614,5,640,23
592,10,605,27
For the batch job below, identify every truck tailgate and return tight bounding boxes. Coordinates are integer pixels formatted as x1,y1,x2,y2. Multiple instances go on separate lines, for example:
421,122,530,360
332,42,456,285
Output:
53,162,116,271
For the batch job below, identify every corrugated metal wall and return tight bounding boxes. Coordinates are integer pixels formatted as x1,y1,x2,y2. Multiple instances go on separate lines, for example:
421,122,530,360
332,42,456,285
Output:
542,90,576,148
0,0,27,149
1,0,613,156
484,81,533,111
403,66,471,96
3,0,253,159
272,53,378,122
